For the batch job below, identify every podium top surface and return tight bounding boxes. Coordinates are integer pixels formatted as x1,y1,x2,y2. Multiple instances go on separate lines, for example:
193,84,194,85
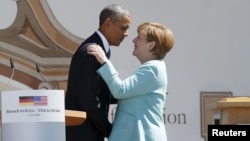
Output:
65,110,86,126
207,97,250,110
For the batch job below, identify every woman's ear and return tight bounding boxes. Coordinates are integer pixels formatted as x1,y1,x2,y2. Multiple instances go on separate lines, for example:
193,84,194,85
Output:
148,41,156,50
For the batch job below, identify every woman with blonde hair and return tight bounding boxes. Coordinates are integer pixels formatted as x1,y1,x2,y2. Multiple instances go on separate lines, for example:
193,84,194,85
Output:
88,22,175,141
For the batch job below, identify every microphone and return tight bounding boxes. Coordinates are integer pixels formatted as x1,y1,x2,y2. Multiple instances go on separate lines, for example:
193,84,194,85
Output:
35,64,56,89
10,58,15,69
4,58,15,90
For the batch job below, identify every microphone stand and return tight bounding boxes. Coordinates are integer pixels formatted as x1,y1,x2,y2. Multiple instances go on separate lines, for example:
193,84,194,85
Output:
35,64,56,89
4,58,15,90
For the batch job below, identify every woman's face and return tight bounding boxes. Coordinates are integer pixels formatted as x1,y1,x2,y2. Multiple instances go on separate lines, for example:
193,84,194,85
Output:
132,32,150,62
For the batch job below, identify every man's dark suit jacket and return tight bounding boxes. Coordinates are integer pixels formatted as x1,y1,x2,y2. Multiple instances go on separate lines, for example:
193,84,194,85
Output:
65,32,115,141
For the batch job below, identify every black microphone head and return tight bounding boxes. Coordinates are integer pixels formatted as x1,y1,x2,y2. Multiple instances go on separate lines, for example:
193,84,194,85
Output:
36,64,40,73
10,58,15,69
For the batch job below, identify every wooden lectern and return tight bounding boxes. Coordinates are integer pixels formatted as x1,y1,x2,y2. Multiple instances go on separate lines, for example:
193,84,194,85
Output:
207,97,250,124
65,110,86,126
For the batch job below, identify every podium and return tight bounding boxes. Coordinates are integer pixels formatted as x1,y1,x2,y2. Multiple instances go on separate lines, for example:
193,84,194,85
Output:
0,90,86,127
207,97,250,124
0,90,86,141
65,109,86,126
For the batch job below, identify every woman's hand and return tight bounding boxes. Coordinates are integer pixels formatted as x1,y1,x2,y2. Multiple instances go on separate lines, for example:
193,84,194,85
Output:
87,44,108,64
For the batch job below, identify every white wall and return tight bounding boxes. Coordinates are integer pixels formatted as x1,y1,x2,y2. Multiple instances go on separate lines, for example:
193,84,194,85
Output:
1,0,250,141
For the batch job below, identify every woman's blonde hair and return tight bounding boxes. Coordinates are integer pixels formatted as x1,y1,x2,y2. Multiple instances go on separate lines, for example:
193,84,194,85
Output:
137,22,175,59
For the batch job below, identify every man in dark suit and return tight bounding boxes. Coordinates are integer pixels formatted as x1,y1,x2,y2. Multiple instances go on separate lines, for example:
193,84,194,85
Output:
65,4,131,141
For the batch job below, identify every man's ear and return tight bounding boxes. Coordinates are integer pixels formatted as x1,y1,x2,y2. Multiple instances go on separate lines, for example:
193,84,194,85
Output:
104,18,112,27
